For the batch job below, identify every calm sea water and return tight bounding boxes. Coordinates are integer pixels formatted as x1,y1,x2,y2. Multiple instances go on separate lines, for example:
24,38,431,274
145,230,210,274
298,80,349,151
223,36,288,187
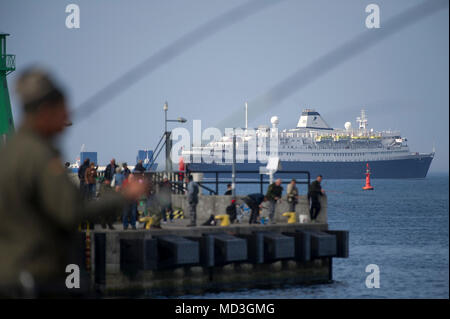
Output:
181,173,449,299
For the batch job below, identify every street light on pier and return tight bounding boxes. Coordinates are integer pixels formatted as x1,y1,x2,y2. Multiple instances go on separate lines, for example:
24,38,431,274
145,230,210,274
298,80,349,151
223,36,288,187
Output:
164,101,187,173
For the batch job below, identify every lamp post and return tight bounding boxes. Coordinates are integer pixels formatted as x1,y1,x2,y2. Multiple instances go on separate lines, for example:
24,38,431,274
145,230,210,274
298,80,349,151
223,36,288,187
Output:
232,133,236,198
163,101,187,173
164,101,168,135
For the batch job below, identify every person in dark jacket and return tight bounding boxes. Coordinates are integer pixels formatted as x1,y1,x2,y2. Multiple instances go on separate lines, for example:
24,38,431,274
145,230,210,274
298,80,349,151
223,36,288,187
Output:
186,175,199,226
308,175,325,222
224,184,232,195
265,179,283,224
78,158,89,199
134,160,146,173
104,158,118,185
146,186,162,229
226,199,237,223
122,162,131,178
158,176,172,223
243,193,265,224
84,162,98,201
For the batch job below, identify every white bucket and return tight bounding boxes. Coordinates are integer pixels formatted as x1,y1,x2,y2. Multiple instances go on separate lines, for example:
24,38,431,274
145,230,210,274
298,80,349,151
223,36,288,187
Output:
298,214,309,224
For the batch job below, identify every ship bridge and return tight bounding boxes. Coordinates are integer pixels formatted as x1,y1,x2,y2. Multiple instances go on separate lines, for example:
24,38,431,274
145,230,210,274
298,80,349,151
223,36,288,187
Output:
296,109,333,130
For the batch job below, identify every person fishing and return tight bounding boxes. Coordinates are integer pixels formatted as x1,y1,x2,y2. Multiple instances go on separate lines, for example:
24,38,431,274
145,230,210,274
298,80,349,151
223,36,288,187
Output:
308,175,325,222
287,179,299,212
185,174,199,227
243,193,265,224
265,179,283,224
225,199,237,224
158,175,173,223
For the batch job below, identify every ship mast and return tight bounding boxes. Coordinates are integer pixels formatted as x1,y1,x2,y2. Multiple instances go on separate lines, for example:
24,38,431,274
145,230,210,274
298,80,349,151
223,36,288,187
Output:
245,101,248,130
356,109,368,132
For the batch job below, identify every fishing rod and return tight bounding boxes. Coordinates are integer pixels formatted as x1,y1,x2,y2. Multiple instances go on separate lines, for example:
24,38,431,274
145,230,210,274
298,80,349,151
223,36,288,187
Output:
73,0,287,123
217,0,448,129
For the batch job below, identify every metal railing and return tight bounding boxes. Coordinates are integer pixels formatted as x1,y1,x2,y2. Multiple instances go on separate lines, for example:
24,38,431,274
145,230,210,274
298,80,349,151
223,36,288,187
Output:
0,54,16,73
96,168,310,196
186,169,311,195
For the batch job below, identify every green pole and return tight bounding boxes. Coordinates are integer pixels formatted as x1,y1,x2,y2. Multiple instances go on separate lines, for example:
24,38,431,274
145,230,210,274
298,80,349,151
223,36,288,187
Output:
0,33,16,144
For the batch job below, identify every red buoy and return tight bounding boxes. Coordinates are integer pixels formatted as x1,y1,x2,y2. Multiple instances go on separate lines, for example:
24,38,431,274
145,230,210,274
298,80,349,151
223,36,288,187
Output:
363,163,374,190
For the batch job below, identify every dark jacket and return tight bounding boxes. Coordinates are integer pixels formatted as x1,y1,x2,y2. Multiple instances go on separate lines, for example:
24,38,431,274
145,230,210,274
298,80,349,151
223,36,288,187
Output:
122,167,131,178
266,183,283,201
78,162,89,181
226,204,237,223
104,163,118,181
308,180,323,201
187,181,199,204
247,193,265,206
158,180,172,205
0,126,126,288
243,193,265,211
134,162,146,173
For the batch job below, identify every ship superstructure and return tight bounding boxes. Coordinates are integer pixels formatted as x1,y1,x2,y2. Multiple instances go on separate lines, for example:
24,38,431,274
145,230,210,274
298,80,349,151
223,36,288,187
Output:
184,109,434,179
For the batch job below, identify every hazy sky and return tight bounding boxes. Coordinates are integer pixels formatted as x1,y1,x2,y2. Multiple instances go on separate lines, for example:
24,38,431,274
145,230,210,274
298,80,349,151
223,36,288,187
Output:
1,0,448,172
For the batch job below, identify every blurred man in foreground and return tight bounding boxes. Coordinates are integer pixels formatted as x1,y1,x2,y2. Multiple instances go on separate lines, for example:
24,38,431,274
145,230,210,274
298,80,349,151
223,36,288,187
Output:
0,68,146,297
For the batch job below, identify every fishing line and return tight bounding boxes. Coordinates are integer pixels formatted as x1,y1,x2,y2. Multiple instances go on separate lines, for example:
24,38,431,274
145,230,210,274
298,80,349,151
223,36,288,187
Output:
216,0,448,129
73,0,287,123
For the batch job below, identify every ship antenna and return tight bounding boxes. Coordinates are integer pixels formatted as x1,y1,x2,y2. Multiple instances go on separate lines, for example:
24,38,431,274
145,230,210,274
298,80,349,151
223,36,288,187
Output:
245,101,248,130
356,109,368,131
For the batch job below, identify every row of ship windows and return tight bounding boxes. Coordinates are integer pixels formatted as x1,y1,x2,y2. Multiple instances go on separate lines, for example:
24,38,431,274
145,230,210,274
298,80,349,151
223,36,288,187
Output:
281,145,384,149
313,153,364,156
278,152,396,156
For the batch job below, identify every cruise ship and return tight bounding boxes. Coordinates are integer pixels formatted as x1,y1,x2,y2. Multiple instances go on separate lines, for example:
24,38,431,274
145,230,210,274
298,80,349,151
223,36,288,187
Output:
183,109,434,179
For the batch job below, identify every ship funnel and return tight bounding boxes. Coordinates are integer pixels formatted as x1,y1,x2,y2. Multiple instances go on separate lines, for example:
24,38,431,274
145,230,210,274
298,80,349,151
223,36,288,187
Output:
296,109,332,130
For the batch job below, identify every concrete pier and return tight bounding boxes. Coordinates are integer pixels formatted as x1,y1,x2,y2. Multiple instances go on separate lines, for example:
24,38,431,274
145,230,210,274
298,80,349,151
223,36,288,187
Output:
77,183,346,296
86,221,348,296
